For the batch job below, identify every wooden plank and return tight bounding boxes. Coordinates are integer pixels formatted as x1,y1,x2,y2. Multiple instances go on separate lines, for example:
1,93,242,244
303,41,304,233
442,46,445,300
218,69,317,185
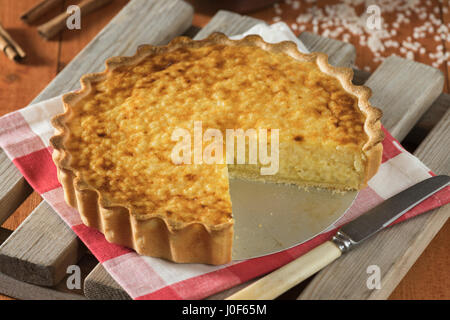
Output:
299,32,355,67
408,93,450,141
364,56,444,141
0,227,92,300
0,201,83,286
298,110,450,300
414,109,450,172
84,264,131,300
402,93,450,150
0,149,33,225
82,10,359,300
32,0,193,102
353,68,450,150
193,10,262,40
194,11,355,68
0,270,86,300
353,69,450,141
0,0,193,291
0,253,98,300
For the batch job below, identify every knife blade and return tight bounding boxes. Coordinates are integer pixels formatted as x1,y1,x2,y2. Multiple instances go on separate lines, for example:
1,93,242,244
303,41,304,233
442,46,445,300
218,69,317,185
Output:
332,175,450,252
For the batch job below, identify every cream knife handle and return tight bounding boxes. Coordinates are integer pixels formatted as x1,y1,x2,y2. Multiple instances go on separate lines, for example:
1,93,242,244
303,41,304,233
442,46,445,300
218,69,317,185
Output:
226,241,342,300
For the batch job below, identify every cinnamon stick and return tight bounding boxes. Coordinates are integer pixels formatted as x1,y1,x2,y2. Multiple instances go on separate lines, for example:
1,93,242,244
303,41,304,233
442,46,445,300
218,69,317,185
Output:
21,0,65,24
0,24,26,62
37,0,113,40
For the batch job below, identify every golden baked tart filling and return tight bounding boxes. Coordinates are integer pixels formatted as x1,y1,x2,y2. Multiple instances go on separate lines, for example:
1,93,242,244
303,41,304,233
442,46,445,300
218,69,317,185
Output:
51,33,383,265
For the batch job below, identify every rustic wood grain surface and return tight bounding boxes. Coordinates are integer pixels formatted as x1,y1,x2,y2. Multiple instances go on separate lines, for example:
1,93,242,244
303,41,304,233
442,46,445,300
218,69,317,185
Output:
0,0,448,300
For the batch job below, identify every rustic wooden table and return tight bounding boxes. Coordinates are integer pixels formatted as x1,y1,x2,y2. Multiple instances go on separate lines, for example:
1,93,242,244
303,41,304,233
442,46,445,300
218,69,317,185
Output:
0,0,448,300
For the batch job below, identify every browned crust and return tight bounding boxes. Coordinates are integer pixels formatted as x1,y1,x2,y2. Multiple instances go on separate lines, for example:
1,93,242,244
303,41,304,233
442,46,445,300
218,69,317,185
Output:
50,33,383,265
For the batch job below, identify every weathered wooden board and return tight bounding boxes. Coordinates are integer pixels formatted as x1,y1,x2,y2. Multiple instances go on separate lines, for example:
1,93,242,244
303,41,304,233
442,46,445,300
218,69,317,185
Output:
0,201,83,286
0,227,93,300
0,0,193,295
298,32,355,67
410,93,450,137
193,10,261,41
414,109,450,171
32,0,193,102
84,264,131,300
364,56,444,141
353,68,449,149
194,11,355,68
0,149,33,225
0,270,86,300
0,227,97,300
298,108,450,300
403,93,450,150
83,9,358,300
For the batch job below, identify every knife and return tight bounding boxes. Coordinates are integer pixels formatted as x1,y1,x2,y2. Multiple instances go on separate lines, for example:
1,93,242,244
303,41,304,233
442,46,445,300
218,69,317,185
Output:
226,175,450,300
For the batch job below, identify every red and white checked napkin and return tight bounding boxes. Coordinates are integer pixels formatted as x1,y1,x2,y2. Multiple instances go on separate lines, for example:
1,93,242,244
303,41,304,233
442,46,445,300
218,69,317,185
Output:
0,24,448,300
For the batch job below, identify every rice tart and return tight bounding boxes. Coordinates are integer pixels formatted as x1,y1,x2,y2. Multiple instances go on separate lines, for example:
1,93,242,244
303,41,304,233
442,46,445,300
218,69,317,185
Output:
50,33,383,265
